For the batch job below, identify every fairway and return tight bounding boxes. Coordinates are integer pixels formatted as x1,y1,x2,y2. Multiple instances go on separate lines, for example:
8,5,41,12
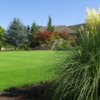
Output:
0,51,57,91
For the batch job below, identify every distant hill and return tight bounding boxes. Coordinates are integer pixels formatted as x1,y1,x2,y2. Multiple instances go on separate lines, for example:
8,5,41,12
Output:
39,23,85,34
68,23,85,31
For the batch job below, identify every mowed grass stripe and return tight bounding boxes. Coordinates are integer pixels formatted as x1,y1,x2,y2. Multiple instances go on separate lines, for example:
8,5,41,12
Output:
0,51,57,91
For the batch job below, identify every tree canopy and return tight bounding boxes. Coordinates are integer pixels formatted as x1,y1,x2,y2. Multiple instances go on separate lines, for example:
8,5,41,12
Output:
5,18,28,48
47,16,54,33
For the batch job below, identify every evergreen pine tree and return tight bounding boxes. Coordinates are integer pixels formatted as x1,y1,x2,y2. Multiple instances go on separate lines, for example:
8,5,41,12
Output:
47,16,54,33
5,18,28,49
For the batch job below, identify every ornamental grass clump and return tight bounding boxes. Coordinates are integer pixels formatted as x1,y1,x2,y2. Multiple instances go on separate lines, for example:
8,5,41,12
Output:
53,8,100,100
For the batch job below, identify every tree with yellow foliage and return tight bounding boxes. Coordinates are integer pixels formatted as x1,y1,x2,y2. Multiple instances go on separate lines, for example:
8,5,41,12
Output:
0,26,5,49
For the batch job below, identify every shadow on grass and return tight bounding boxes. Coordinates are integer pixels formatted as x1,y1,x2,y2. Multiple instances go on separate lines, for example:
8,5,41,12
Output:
0,81,54,100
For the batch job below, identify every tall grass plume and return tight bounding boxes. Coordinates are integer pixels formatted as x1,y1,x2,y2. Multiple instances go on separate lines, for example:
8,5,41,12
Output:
53,8,100,100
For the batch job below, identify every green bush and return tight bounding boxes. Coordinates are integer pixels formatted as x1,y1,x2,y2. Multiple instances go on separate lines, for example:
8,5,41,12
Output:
53,8,100,100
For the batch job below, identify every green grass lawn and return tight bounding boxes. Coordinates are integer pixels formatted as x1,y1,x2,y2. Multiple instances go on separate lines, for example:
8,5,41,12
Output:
0,51,58,91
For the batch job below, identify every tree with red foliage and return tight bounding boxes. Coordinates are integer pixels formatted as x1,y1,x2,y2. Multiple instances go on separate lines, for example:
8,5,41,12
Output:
38,31,51,43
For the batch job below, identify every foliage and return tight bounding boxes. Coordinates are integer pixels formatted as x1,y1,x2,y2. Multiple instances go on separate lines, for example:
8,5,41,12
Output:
25,25,34,49
51,31,68,41
56,39,68,50
30,22,40,48
49,32,55,42
53,8,100,100
0,17,77,50
51,32,71,50
38,31,51,43
58,31,68,40
5,18,29,49
37,31,67,49
0,26,5,48
31,22,39,36
47,16,54,33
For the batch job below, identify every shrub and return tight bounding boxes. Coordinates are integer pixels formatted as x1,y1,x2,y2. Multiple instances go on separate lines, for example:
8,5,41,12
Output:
53,8,100,100
58,31,68,40
38,31,51,43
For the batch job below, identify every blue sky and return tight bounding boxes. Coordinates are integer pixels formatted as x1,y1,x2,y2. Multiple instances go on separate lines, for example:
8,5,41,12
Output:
0,0,100,29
